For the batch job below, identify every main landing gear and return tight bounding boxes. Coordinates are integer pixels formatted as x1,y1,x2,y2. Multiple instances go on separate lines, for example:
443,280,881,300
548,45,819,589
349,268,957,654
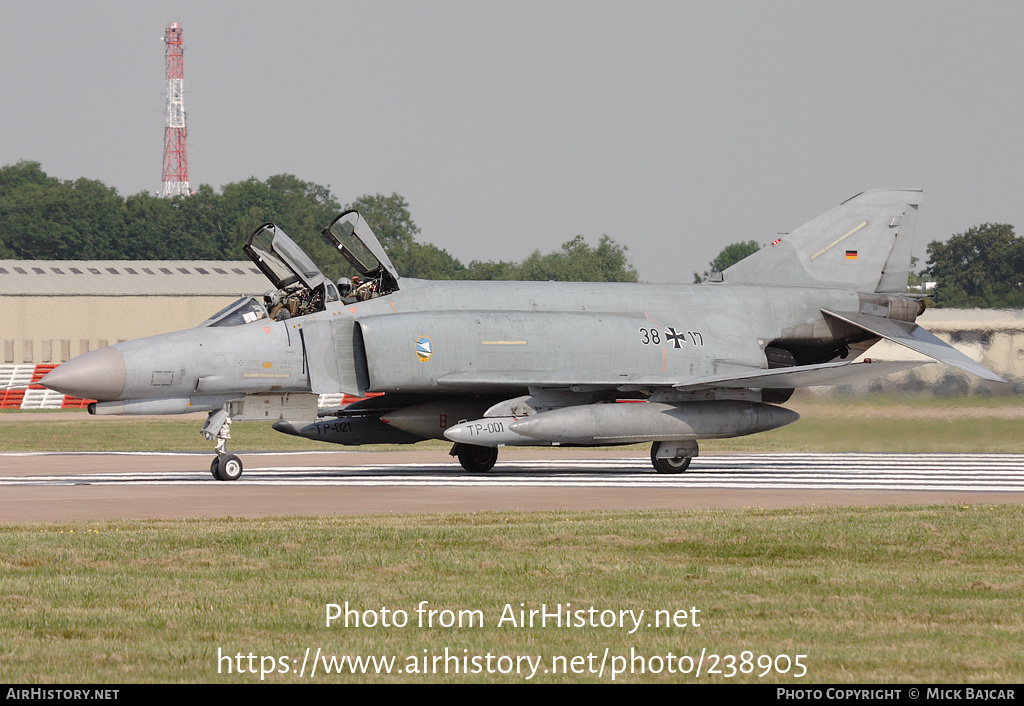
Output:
450,443,499,473
650,440,698,474
448,441,694,474
203,408,244,481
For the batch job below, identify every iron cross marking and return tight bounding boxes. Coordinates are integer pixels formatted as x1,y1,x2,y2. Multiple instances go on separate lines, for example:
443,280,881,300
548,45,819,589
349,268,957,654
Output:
665,327,686,348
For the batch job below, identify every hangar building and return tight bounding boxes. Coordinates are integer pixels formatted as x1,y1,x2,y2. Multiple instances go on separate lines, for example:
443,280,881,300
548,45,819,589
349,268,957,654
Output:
0,260,268,365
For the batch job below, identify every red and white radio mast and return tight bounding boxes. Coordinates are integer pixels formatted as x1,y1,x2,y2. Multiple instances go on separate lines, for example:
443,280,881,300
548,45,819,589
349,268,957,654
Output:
160,22,189,197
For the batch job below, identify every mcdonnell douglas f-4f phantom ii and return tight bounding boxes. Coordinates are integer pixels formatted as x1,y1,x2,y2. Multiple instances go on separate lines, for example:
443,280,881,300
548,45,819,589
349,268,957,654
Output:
41,189,1003,480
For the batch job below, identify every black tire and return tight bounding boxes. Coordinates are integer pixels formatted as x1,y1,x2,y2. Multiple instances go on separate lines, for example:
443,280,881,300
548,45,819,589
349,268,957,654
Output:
213,454,244,481
210,457,220,478
650,442,692,474
456,444,498,473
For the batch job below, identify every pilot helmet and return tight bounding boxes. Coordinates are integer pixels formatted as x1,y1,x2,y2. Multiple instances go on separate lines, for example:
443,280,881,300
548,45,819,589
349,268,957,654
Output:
337,277,352,296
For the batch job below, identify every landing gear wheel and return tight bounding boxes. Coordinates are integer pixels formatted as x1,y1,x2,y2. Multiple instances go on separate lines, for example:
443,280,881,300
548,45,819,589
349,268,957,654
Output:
213,454,244,481
650,442,692,474
455,444,499,473
210,457,220,478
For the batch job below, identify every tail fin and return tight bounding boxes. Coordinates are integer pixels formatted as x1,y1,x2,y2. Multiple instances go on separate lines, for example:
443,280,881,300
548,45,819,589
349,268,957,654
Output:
722,189,923,293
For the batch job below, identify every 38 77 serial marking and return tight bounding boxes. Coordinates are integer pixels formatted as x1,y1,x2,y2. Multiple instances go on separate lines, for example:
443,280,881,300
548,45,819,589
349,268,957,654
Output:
639,328,704,347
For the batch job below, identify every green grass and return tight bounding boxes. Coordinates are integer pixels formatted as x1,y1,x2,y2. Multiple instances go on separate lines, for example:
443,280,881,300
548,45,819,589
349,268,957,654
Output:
701,417,1024,453
2,506,1023,683
0,417,337,453
791,392,1024,410
3,395,1022,683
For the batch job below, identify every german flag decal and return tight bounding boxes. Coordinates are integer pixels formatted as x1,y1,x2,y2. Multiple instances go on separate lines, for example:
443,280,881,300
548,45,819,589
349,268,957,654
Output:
845,250,858,260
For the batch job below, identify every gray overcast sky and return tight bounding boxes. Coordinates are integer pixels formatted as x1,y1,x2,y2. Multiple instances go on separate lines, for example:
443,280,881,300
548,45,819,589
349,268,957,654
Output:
2,1,1022,282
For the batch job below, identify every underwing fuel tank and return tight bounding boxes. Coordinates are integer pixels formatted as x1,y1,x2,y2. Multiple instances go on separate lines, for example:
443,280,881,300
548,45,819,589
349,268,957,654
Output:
445,401,800,447
274,397,505,445
442,417,537,447
272,415,424,446
378,398,500,440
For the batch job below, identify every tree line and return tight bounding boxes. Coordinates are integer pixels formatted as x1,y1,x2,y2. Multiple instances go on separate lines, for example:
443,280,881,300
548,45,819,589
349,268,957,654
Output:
3,160,1019,304
0,161,638,284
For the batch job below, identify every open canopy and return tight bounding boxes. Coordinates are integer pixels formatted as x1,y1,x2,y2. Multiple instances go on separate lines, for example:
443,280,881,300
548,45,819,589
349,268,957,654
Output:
243,223,341,318
244,223,329,293
322,210,400,295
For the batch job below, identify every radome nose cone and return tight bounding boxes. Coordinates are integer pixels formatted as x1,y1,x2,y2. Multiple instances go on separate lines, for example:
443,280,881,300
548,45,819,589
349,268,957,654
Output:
40,347,126,401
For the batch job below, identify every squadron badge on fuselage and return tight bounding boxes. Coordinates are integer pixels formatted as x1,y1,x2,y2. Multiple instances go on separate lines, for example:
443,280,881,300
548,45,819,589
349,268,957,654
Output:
415,336,433,361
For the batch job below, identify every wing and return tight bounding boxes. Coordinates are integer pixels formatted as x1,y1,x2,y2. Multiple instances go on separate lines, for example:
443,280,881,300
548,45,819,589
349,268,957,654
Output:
672,359,930,389
436,359,932,392
821,309,1005,382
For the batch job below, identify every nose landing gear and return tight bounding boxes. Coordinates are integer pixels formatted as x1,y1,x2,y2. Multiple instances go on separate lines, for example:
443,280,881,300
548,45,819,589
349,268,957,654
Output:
210,454,243,481
203,408,244,481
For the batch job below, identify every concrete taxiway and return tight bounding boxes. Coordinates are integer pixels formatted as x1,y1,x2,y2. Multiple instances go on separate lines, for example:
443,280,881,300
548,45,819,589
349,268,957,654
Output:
2,449,1023,522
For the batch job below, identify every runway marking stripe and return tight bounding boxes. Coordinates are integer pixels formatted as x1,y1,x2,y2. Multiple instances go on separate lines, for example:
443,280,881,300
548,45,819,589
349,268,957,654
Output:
4,453,1024,492
5,480,1023,492
4,452,1024,459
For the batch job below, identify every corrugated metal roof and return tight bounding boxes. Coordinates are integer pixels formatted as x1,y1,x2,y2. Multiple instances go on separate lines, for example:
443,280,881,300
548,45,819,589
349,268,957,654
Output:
0,260,269,296
919,307,1024,332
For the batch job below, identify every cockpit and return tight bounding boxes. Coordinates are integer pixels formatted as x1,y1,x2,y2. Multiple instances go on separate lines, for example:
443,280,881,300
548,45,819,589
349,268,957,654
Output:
242,223,342,321
322,210,400,301
203,210,403,325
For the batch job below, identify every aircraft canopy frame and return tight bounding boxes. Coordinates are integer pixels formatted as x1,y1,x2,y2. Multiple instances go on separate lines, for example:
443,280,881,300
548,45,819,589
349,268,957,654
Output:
243,223,340,318
322,210,400,296
244,223,329,293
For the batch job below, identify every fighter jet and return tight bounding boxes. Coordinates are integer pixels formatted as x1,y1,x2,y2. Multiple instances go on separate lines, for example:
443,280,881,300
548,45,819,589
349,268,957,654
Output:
41,189,1003,480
